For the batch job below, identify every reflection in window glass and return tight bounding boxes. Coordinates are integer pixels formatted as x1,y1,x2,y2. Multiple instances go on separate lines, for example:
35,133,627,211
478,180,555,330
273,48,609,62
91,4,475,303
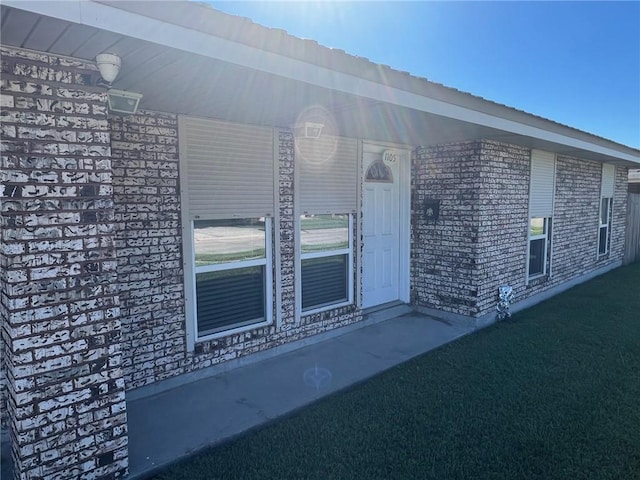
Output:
194,218,265,267
600,198,610,225
529,238,546,276
598,198,612,256
598,227,608,255
528,217,551,279
300,214,348,253
530,218,545,237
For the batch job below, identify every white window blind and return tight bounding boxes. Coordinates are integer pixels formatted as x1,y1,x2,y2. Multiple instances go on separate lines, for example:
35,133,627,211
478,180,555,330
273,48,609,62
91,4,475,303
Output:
529,149,556,218
179,115,274,220
298,135,358,214
601,163,615,197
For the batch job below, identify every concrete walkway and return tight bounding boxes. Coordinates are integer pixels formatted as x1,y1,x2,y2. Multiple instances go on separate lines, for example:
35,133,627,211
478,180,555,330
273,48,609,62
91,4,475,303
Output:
127,311,472,479
0,310,473,479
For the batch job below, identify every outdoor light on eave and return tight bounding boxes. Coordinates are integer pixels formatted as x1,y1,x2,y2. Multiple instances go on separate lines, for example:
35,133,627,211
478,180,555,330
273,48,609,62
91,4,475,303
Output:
293,122,324,139
96,53,121,84
95,52,143,115
304,122,324,139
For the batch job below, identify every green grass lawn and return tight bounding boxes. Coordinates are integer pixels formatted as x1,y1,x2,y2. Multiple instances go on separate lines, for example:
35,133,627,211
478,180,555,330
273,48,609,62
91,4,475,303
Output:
155,263,640,480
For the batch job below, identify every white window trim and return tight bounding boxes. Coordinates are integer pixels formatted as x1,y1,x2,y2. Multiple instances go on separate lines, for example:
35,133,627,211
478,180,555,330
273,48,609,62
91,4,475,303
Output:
598,163,615,259
301,247,351,261
273,129,282,329
186,218,274,344
526,218,551,281
297,214,354,317
526,150,556,285
178,118,279,351
597,197,613,258
196,256,267,274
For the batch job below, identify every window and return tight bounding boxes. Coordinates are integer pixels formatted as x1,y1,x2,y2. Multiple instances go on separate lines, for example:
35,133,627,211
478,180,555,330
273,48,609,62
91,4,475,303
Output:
193,218,271,337
179,115,276,346
296,133,357,314
598,197,612,256
528,218,551,277
598,164,615,258
300,214,352,311
527,150,556,282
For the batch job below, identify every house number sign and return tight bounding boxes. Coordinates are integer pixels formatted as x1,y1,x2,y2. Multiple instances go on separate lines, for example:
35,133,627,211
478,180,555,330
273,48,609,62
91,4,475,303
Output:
382,149,402,165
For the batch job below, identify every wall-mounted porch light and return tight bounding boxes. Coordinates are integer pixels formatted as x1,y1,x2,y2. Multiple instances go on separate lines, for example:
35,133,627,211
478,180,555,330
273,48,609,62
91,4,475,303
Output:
107,89,143,114
96,52,143,114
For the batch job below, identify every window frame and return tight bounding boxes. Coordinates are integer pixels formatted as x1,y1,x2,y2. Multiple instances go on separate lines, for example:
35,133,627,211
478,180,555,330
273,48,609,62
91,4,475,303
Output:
526,150,556,285
527,217,552,280
597,197,613,257
598,163,615,260
178,116,279,351
190,217,273,342
298,213,354,315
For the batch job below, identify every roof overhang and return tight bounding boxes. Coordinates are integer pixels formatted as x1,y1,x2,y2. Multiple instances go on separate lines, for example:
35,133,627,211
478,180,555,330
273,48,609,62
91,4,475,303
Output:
2,0,639,167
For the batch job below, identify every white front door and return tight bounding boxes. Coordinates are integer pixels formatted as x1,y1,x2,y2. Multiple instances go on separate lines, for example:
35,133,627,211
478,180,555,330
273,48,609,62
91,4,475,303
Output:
362,143,408,309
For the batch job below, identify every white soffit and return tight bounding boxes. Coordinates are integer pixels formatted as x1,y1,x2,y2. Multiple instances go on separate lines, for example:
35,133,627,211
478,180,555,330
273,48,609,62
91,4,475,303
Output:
4,0,639,165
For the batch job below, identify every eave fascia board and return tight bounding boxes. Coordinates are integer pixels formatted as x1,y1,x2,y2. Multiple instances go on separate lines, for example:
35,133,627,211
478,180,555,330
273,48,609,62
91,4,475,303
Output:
5,0,639,165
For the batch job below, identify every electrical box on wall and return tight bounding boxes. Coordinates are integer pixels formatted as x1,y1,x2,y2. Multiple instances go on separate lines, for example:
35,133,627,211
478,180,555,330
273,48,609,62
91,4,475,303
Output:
424,199,440,223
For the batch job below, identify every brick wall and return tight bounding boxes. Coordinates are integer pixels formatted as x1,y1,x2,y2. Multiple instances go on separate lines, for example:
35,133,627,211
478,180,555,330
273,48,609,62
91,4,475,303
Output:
412,139,628,321
278,130,296,327
110,110,186,390
1,46,127,479
474,141,530,315
412,141,481,316
549,154,602,283
469,142,625,317
612,165,629,260
506,154,626,312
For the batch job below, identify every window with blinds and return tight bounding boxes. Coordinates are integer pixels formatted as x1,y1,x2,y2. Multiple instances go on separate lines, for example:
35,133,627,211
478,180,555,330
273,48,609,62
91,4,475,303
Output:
529,149,556,218
179,115,275,339
598,164,615,257
297,135,358,214
193,218,270,336
300,214,352,311
528,217,551,277
296,134,357,313
180,115,275,220
527,150,556,280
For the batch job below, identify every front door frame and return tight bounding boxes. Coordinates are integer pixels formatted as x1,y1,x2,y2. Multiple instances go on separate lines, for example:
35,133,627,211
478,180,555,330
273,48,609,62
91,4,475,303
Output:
359,140,411,309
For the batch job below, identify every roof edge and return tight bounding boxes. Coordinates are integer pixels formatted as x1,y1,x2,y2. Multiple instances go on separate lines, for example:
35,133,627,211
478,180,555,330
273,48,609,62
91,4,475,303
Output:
95,1,640,159
4,0,639,163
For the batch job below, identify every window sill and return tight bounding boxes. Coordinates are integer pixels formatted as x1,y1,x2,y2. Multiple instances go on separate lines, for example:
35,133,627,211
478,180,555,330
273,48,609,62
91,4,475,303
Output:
196,318,272,343
302,300,352,317
526,274,549,287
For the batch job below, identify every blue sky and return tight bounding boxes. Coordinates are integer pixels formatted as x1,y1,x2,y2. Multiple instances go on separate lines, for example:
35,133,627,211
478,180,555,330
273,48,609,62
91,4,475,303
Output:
209,1,640,149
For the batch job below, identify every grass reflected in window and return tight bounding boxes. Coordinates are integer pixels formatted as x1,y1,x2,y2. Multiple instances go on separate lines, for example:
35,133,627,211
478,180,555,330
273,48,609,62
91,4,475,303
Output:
194,218,265,267
300,214,348,253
